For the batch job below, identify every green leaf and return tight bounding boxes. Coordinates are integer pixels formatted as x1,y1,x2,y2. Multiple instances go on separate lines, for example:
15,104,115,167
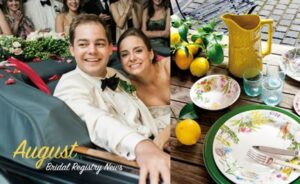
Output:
171,15,182,28
213,32,223,41
201,37,209,47
179,103,199,119
207,43,224,65
178,24,188,42
209,18,216,30
183,18,193,27
119,80,136,94
202,24,213,33
204,34,215,44
179,45,189,57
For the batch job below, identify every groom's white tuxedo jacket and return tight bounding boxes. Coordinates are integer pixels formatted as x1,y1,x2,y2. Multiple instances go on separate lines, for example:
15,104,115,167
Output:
54,67,159,160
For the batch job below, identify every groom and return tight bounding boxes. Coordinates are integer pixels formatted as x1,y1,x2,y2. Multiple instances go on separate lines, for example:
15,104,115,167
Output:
24,0,63,31
54,14,170,184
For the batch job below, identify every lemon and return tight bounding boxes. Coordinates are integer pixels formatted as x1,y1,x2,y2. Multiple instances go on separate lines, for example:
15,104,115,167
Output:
190,57,210,77
175,48,193,70
175,119,201,145
170,29,181,45
195,38,202,44
187,44,199,55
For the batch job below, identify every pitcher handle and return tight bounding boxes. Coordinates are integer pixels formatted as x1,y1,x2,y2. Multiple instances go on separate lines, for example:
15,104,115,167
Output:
261,19,273,57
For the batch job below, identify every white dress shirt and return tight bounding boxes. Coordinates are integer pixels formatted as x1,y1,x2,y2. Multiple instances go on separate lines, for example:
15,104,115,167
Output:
24,0,63,31
54,67,160,160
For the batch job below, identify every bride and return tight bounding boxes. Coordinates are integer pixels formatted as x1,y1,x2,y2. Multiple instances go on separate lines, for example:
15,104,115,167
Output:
24,0,63,31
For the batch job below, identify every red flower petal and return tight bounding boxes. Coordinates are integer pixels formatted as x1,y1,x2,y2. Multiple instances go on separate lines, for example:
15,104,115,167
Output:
0,74,4,78
5,77,15,85
6,63,16,67
66,59,72,64
48,74,61,81
13,69,21,74
5,69,12,73
32,58,41,62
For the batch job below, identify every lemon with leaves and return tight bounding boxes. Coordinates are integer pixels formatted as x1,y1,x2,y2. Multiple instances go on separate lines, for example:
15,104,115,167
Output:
190,57,209,77
170,28,181,45
175,48,193,70
176,119,201,145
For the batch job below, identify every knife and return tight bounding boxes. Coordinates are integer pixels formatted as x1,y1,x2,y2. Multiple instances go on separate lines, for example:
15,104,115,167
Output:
253,145,300,157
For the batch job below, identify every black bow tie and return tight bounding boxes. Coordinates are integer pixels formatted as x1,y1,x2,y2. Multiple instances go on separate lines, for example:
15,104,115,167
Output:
41,0,51,6
101,74,120,91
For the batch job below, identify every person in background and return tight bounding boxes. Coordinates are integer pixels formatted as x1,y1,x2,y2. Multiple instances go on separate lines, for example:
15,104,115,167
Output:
0,9,12,35
110,0,142,42
80,0,116,43
141,0,170,48
54,14,170,184
24,0,63,31
118,28,170,132
3,0,34,38
55,0,80,35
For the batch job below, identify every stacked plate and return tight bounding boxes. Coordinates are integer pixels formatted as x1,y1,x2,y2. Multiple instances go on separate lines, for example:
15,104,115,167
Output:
203,105,300,184
281,48,300,82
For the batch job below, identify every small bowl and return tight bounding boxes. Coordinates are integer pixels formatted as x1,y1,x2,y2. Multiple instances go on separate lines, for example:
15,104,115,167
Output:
294,92,300,116
190,75,241,110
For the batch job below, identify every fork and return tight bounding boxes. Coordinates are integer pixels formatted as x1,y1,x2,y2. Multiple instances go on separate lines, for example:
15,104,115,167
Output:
247,149,300,170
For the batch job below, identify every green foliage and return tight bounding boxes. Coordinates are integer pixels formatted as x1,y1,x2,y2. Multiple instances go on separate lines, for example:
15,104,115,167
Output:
179,103,199,119
24,37,70,60
0,34,71,62
119,80,136,95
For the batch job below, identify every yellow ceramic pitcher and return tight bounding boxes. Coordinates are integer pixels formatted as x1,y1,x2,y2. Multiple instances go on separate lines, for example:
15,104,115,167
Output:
221,14,273,78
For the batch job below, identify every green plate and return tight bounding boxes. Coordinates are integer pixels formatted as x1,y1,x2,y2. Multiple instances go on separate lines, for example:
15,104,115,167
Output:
203,105,300,184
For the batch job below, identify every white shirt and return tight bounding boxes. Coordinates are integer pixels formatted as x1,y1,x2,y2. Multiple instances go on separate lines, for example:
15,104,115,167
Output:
54,67,160,160
24,0,63,31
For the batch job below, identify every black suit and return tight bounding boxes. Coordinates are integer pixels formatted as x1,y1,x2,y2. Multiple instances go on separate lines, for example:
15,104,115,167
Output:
82,0,116,43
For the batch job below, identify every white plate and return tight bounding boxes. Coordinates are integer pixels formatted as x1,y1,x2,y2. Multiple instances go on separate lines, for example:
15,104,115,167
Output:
294,92,300,116
281,49,300,82
213,109,300,184
190,75,240,110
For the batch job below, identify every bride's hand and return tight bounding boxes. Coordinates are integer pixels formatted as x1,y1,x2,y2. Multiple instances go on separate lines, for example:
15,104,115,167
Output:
15,10,24,23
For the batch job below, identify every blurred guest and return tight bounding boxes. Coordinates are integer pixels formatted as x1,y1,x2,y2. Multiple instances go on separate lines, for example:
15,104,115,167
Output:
81,0,116,43
142,0,170,48
3,0,34,38
118,28,170,130
55,0,80,35
0,9,12,35
24,0,63,31
110,0,142,41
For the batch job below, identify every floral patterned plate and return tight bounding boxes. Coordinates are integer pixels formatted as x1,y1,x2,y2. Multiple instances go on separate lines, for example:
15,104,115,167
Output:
190,75,240,110
281,49,300,82
294,92,300,116
206,106,300,184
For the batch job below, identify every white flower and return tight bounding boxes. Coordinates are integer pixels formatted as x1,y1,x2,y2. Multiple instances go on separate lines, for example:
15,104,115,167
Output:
13,48,23,55
9,48,14,53
12,41,21,48
26,31,65,41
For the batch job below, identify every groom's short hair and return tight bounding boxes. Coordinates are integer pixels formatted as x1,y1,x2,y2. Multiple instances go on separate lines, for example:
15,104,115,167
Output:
69,13,112,45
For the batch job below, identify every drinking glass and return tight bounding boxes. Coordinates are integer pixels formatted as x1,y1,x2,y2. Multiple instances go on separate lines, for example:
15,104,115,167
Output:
243,68,263,97
262,63,285,106
262,77,283,106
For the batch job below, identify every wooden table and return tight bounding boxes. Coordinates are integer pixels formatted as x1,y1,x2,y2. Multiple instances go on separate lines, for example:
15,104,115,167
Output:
170,42,300,183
